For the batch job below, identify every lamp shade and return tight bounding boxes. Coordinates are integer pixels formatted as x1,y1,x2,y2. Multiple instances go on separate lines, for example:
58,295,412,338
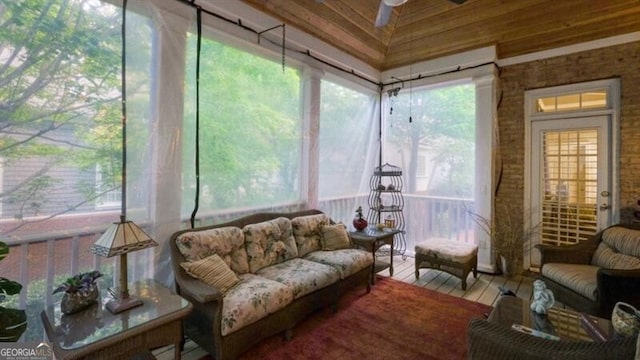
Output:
90,219,157,258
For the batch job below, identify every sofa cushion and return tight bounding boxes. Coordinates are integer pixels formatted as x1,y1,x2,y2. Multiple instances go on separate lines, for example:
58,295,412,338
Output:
592,227,640,269
256,258,340,299
320,223,351,250
541,263,599,301
175,226,250,274
291,213,331,257
304,249,373,279
221,273,294,336
180,254,240,294
244,217,299,273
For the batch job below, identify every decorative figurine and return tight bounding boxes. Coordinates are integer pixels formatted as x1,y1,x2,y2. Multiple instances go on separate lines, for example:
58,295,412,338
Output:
353,206,368,231
530,279,555,315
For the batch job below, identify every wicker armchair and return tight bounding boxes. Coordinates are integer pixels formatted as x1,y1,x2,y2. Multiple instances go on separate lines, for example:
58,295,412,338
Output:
536,224,640,318
467,318,637,360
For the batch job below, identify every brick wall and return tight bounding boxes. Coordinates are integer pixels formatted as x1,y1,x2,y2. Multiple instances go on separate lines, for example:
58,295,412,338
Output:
497,41,640,224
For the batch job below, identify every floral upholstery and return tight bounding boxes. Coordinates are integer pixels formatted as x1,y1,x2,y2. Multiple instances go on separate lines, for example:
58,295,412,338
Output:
220,273,294,336
304,249,373,279
175,226,250,274
592,227,640,270
540,263,599,301
244,217,299,273
291,214,331,257
256,258,340,299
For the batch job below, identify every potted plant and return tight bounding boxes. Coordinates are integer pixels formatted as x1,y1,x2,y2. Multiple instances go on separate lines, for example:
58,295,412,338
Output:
0,241,27,342
468,202,539,277
53,270,102,315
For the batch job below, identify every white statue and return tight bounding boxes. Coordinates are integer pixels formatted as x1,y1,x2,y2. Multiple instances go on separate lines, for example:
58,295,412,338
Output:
530,279,555,315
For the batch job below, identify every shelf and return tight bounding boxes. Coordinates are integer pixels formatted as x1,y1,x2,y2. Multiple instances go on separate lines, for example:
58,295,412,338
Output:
367,164,406,257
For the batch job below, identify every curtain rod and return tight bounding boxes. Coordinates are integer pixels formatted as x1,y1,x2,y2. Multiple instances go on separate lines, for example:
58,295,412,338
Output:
175,0,381,87
174,0,499,92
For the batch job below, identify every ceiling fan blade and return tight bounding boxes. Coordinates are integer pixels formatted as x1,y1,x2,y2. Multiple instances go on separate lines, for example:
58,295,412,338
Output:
375,1,392,28
449,0,467,4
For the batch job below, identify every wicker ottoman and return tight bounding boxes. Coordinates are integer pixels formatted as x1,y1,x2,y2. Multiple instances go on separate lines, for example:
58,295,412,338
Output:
415,239,478,290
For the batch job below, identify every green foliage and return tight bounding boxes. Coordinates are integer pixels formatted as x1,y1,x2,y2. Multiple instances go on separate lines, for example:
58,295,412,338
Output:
0,241,26,342
53,270,102,295
183,36,301,212
0,0,123,222
387,84,475,197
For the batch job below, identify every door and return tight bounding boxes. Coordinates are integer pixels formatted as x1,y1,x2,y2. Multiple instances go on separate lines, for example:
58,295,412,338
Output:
529,116,612,266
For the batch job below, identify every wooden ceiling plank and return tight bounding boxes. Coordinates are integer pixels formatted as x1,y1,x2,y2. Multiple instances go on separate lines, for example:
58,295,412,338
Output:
392,0,639,48
243,0,386,67
322,0,395,45
499,15,640,58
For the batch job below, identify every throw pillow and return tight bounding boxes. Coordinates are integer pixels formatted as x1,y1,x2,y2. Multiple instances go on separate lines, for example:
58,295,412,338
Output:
320,223,351,251
181,254,240,294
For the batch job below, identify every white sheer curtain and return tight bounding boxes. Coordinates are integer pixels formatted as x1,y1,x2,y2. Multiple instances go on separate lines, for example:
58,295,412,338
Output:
0,1,496,342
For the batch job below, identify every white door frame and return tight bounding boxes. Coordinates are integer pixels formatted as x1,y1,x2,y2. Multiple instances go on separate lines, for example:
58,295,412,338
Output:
523,79,620,270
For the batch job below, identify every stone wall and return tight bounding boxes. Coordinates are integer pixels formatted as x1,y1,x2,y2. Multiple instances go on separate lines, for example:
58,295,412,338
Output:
497,41,640,224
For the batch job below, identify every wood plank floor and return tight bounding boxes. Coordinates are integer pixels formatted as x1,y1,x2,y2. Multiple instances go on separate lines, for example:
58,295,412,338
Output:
154,255,538,360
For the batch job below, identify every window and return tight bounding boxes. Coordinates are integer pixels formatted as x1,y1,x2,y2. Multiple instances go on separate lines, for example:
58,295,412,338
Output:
383,81,476,249
319,79,377,199
182,34,302,218
535,89,607,113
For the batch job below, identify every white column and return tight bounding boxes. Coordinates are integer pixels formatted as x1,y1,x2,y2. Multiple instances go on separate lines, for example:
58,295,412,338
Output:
474,71,498,273
301,66,324,209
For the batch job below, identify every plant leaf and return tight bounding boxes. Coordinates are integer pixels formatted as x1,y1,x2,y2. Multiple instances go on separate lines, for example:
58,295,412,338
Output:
0,278,22,296
0,242,8,262
0,307,27,342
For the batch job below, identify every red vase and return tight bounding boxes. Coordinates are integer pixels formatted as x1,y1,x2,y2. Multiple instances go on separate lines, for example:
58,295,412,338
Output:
353,217,368,231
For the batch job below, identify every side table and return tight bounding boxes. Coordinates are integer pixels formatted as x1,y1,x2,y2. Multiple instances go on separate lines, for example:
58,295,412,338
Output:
41,279,192,360
350,228,401,284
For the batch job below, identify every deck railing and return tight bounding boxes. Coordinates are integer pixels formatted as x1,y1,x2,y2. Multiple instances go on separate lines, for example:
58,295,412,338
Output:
1,195,473,341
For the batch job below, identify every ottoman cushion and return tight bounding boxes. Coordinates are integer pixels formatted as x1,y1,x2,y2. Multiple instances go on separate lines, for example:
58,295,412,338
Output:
415,239,478,263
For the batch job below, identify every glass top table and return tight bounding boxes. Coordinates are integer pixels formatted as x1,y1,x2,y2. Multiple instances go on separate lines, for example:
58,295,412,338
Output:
488,295,612,342
41,279,192,359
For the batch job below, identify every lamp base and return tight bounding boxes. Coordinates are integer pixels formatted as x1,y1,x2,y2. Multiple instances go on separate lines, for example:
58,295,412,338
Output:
106,295,143,314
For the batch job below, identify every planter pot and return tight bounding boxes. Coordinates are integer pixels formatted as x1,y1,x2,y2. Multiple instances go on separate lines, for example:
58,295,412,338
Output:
0,307,27,342
61,285,99,315
499,256,514,278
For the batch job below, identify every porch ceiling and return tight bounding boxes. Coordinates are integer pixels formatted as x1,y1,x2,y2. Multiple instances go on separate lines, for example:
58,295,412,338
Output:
241,0,640,71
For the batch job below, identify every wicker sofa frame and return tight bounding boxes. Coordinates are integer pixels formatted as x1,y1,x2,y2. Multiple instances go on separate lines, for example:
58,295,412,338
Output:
536,223,640,318
169,209,372,360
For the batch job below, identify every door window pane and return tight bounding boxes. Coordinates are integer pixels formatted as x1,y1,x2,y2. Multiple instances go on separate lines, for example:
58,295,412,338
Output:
541,129,598,245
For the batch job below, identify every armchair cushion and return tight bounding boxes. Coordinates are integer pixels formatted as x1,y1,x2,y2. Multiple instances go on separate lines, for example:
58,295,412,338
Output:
541,263,599,301
592,227,640,269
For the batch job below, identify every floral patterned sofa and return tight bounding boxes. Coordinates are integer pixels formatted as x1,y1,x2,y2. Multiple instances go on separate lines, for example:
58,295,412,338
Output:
169,209,373,360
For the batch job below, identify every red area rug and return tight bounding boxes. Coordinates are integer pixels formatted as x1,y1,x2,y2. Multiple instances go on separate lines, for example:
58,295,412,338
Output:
199,277,491,360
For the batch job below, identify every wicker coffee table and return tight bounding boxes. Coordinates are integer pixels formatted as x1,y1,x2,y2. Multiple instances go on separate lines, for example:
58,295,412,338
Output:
489,295,612,342
41,279,192,360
